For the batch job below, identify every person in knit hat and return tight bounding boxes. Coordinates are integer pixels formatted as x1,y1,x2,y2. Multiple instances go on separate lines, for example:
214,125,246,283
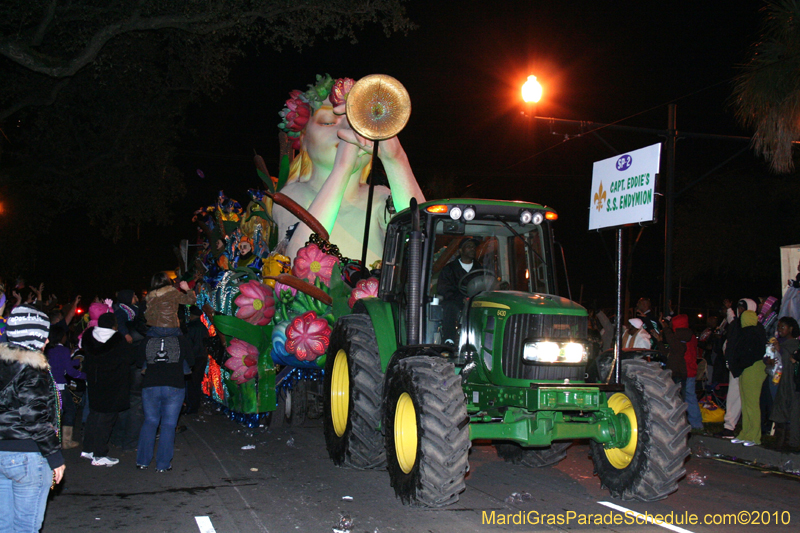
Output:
0,304,65,531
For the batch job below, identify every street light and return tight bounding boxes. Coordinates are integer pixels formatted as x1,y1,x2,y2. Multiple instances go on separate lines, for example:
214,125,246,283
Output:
521,75,543,103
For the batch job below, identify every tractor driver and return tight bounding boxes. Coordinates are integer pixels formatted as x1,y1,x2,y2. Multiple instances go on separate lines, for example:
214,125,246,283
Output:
437,237,481,345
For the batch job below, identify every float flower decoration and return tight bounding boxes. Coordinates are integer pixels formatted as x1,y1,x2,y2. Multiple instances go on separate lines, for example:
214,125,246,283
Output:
278,90,311,150
285,311,331,361
348,277,379,308
278,74,335,150
223,338,259,384
330,77,355,107
292,243,340,287
234,280,275,325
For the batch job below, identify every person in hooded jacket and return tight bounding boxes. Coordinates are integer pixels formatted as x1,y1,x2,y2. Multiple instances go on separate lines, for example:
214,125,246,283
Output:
0,304,65,532
727,310,768,446
80,313,135,466
661,314,704,429
715,298,758,438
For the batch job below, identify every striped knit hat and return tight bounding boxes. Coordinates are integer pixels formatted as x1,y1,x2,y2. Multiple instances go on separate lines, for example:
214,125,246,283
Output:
6,304,50,351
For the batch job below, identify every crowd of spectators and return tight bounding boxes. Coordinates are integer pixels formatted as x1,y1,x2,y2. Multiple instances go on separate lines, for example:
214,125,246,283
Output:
588,293,800,451
0,272,209,528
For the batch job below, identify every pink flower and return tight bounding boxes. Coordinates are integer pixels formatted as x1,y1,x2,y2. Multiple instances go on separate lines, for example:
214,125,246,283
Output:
292,244,339,286
279,90,311,133
234,280,275,326
285,311,331,361
224,339,259,384
348,277,379,308
330,78,356,107
274,281,297,298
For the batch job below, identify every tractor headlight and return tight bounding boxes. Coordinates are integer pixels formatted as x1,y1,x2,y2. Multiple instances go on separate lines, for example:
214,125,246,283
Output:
523,340,588,364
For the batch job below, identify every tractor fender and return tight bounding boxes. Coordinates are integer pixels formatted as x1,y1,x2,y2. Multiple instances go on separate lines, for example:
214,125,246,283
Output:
352,298,398,373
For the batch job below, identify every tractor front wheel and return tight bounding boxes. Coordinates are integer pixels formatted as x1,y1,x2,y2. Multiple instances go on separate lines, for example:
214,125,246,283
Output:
590,359,690,501
384,356,471,507
323,314,385,469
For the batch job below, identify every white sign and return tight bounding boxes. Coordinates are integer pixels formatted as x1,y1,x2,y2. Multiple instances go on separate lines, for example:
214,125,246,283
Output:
588,143,661,231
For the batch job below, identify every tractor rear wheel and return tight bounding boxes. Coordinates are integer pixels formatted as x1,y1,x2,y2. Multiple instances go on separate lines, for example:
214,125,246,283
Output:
323,314,386,469
496,441,571,467
384,356,471,507
590,359,690,501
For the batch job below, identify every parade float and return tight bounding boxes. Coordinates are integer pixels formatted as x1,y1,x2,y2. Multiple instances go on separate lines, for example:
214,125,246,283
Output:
191,74,689,508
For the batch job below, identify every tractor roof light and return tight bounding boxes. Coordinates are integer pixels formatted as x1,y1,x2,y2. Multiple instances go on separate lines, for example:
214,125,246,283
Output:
449,206,462,220
531,212,544,225
463,206,476,221
519,210,533,224
545,211,558,221
426,204,449,214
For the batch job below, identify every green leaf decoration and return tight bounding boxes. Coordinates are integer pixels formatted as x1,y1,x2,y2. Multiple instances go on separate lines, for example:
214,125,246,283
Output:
256,168,275,193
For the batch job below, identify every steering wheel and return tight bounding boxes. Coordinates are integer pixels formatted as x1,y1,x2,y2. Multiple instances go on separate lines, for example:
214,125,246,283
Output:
458,269,499,297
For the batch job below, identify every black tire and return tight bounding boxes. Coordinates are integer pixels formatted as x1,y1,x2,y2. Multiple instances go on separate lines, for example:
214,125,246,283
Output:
269,379,307,428
384,356,471,507
323,314,386,469
496,441,571,467
285,379,308,426
590,359,690,501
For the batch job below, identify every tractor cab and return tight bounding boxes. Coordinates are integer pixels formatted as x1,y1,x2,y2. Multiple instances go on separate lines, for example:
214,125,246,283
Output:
377,199,561,347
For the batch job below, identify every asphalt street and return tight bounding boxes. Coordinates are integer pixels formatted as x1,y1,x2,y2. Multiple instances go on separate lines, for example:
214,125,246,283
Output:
42,400,799,533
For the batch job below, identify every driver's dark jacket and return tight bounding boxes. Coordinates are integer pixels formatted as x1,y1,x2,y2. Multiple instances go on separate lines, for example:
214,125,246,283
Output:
437,258,473,301
0,343,64,469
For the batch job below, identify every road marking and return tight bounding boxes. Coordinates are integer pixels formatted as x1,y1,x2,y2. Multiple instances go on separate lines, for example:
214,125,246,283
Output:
189,425,270,533
195,516,217,533
598,501,696,533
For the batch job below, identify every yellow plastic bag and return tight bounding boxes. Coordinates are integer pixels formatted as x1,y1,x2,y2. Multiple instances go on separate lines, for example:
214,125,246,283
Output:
700,399,725,423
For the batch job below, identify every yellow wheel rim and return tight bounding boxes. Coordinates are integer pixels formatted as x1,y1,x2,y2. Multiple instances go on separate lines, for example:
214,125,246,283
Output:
604,392,638,469
394,392,418,474
331,349,349,437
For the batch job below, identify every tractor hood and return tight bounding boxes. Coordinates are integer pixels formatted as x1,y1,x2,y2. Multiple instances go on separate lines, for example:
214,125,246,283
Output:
470,291,587,316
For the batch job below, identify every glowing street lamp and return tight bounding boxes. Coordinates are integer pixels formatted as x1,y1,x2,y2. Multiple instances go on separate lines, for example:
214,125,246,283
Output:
521,75,543,103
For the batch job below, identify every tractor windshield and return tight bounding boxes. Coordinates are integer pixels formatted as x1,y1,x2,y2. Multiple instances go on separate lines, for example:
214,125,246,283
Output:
429,219,550,298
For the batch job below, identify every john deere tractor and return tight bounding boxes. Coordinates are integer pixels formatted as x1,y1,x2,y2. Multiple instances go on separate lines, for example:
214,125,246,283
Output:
323,198,689,507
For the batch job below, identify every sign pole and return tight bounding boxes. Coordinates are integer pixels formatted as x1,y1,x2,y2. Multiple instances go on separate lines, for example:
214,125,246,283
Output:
614,228,623,384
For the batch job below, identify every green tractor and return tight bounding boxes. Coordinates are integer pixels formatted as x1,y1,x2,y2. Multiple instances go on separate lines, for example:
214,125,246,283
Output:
322,198,689,507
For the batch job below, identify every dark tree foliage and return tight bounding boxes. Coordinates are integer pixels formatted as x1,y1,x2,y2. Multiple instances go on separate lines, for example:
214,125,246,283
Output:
732,0,800,173
674,165,800,292
0,0,412,273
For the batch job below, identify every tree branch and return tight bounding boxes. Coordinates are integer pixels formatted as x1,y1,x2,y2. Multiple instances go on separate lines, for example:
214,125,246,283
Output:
0,78,69,121
32,0,59,47
0,5,295,78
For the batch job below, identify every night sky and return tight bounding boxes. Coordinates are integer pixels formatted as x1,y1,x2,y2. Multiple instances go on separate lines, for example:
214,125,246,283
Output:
48,1,770,314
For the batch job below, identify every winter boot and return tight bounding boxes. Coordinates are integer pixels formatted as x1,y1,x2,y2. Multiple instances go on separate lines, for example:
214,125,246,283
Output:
62,426,80,449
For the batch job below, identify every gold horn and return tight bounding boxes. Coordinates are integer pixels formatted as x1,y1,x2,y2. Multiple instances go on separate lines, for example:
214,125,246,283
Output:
345,74,411,141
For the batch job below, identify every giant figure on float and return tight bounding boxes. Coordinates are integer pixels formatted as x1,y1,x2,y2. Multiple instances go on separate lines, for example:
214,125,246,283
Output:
275,74,425,263
199,74,424,418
